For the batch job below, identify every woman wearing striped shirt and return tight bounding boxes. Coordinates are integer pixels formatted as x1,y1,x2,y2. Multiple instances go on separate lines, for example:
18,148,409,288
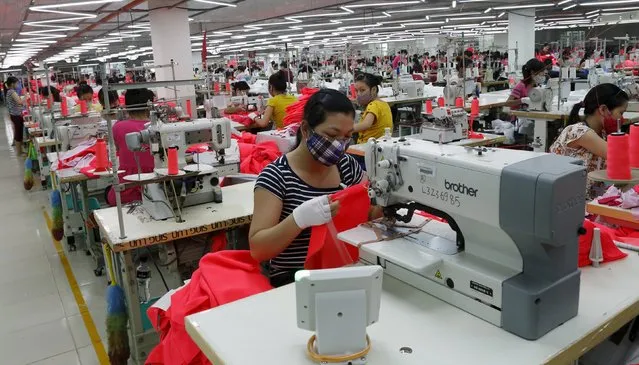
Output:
5,77,25,155
250,89,382,287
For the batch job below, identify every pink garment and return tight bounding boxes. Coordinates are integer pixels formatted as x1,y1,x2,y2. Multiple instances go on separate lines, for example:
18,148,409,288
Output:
509,81,529,118
392,55,402,69
106,119,155,206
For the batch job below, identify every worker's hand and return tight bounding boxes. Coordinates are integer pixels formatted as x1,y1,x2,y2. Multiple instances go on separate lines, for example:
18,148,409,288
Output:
292,195,339,229
248,112,258,120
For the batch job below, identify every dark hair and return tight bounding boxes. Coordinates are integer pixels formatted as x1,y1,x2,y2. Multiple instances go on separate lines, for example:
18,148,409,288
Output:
296,89,355,147
39,86,61,102
568,83,629,125
79,80,88,86
268,71,287,93
232,81,250,92
77,84,93,97
98,88,118,108
355,72,383,93
96,78,102,86
280,61,288,69
522,58,545,85
6,76,18,88
125,88,155,109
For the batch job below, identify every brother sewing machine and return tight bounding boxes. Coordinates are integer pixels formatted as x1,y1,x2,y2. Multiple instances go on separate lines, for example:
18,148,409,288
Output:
340,138,586,340
125,114,233,221
419,107,468,143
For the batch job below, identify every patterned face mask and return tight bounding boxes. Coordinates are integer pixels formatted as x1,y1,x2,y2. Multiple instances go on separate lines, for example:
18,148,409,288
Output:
306,130,351,166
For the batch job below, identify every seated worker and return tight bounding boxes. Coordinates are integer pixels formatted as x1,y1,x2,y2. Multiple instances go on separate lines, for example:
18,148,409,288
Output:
76,84,103,113
97,88,119,110
106,88,156,206
353,73,393,144
505,58,547,110
251,71,297,130
550,84,629,200
249,89,383,287
39,86,61,103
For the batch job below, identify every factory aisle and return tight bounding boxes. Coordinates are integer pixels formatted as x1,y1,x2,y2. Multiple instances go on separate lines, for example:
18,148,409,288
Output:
0,109,111,365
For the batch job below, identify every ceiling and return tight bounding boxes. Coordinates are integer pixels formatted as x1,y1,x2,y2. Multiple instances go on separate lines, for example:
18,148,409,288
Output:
2,0,639,69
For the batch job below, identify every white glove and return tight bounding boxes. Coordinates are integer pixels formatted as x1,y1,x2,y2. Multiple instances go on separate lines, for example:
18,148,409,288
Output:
248,112,258,120
292,195,333,229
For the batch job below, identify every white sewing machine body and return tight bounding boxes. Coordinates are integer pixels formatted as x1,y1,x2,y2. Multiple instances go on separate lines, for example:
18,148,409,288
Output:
523,87,554,112
125,117,234,220
420,107,468,143
346,137,586,340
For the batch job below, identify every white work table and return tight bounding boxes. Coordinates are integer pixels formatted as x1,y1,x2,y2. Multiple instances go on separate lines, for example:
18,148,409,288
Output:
94,181,255,252
186,249,639,365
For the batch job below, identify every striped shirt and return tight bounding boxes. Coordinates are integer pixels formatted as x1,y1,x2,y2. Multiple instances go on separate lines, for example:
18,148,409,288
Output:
255,154,364,282
6,89,23,116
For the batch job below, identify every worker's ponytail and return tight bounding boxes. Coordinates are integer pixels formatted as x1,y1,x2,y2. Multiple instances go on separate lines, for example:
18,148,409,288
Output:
568,101,585,126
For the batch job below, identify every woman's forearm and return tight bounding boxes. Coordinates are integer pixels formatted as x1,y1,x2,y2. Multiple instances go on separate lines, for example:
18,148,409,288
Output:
249,215,303,262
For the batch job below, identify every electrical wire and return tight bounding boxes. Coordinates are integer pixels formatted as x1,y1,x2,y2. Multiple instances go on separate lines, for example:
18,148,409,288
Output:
146,247,170,291
306,334,371,363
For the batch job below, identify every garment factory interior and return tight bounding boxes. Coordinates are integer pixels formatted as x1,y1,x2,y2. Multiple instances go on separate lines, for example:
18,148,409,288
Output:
5,0,639,364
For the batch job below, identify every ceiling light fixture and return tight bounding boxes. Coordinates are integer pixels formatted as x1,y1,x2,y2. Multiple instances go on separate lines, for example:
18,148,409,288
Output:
484,7,492,13
344,1,420,8
452,1,457,8
581,0,639,5
563,4,577,10
340,6,354,14
601,6,639,11
382,11,392,17
388,7,449,13
193,0,237,7
557,0,573,5
494,4,555,9
498,12,505,17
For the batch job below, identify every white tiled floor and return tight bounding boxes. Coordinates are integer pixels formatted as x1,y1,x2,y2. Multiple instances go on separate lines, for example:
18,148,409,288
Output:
0,108,109,365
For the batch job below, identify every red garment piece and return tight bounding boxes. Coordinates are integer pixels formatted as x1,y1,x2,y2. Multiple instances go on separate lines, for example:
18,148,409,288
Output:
231,131,257,144
283,88,319,127
578,219,627,267
227,113,254,127
238,141,281,175
598,195,622,206
145,250,273,365
305,183,370,270
185,143,210,154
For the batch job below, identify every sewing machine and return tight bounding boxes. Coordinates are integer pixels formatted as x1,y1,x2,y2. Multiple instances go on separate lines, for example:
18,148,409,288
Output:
443,74,476,105
399,79,425,98
420,107,468,143
523,87,554,112
125,116,233,221
343,138,585,340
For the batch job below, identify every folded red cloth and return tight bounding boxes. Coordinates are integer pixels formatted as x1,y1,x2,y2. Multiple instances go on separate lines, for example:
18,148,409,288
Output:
238,141,280,175
578,219,627,267
598,195,621,205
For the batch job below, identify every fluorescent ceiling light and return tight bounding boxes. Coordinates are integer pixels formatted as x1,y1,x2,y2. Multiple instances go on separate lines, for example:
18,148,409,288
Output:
586,9,600,14
484,8,492,13
345,1,420,8
429,12,481,17
581,0,639,5
388,7,448,13
498,12,505,17
494,4,554,9
340,6,354,13
193,0,237,7
382,11,392,17
449,15,495,20
586,13,599,18
601,6,639,11
563,4,577,10
30,0,122,9
452,1,457,8
557,0,572,4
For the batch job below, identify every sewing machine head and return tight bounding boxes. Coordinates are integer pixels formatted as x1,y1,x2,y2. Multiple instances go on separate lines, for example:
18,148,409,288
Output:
525,87,554,112
363,137,586,339
420,107,468,143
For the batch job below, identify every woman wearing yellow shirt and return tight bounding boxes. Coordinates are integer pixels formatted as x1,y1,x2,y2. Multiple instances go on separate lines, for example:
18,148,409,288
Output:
75,84,103,113
251,71,297,129
353,73,392,143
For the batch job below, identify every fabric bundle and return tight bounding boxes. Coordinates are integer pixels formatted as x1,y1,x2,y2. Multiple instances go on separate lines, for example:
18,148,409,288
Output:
238,141,281,175
578,219,627,267
283,88,320,127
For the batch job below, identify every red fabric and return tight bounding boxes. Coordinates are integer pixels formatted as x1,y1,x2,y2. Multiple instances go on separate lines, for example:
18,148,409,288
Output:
305,183,370,270
238,141,281,175
231,131,256,144
578,219,628,267
283,88,319,127
227,113,253,127
185,143,210,154
145,250,273,365
597,195,622,206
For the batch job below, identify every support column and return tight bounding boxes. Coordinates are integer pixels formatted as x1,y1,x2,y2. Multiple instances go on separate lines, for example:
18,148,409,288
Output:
148,0,194,107
423,36,441,55
508,8,536,72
